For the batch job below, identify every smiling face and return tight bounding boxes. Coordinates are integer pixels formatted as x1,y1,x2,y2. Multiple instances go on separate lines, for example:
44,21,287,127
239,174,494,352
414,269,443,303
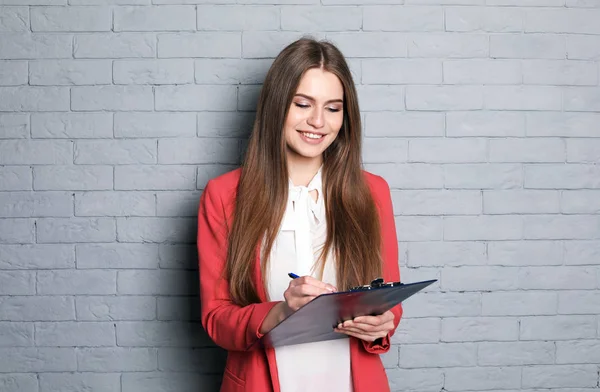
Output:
284,67,345,167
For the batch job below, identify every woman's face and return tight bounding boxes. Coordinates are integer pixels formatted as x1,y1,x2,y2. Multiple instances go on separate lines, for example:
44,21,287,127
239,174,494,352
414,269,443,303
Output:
284,68,344,164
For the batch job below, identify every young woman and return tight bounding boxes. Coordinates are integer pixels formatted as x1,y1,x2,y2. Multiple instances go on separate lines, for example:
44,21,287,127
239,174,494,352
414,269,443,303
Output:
197,37,402,392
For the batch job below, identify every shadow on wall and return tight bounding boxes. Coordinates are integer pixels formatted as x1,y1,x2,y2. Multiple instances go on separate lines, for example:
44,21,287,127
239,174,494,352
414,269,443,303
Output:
158,102,257,391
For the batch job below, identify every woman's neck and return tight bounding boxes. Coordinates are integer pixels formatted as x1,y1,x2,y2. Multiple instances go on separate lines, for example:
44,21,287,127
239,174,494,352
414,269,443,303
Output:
287,152,323,187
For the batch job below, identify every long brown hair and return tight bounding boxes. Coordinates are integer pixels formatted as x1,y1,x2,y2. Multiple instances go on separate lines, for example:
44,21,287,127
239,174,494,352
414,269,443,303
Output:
226,37,382,306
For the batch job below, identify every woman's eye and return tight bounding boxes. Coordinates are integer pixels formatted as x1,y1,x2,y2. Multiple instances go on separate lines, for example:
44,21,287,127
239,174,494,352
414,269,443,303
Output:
294,103,309,109
327,107,341,113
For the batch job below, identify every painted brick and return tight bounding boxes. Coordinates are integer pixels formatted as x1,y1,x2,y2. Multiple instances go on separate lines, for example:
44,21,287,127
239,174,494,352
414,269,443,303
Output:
0,114,29,138
443,59,521,84
386,369,444,392
77,347,157,371
391,318,441,344
409,138,486,162
523,214,600,240
399,343,477,368
76,296,157,321
484,86,562,110
323,32,409,58
35,322,115,347
114,6,196,31
478,341,555,366
75,191,155,217
0,296,75,321
156,191,201,217
522,365,598,388
0,348,76,372
447,111,525,137
117,321,212,347
0,192,72,217
36,218,116,243
0,245,74,269
158,138,239,164
121,373,221,392
392,190,481,215
490,138,565,163
158,348,226,372
115,165,196,190
0,218,34,244
31,6,110,32
401,292,480,318
117,269,197,295
490,34,566,59
0,33,72,59
482,292,557,316
200,6,279,31
31,113,112,139
71,86,154,111
157,297,201,321
158,244,198,269
34,166,113,191
406,86,483,110
363,6,443,31
445,367,521,391
441,317,518,342
39,373,120,392
75,140,157,164
114,59,194,85
444,215,523,241
37,270,116,294
0,270,35,294
523,60,598,86
445,6,523,32
364,112,444,137
558,291,600,314
407,241,485,267
76,243,159,268
0,375,38,392
158,33,241,58
484,190,560,214
567,35,600,60
0,7,29,32
0,87,69,111
30,60,112,86
408,33,488,58
0,60,27,85
115,112,196,138
74,33,156,58
525,164,600,189
564,240,600,265
487,240,563,266
520,315,598,340
155,85,237,111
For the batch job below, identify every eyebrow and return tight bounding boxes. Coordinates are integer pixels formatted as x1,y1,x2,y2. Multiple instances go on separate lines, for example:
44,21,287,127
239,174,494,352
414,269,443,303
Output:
294,93,343,104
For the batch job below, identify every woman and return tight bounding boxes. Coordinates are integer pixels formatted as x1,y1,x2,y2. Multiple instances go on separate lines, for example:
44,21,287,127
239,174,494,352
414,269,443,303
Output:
197,37,402,392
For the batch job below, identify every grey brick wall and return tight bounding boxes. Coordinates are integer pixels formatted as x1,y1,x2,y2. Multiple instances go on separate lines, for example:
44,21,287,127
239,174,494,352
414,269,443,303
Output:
0,1,599,391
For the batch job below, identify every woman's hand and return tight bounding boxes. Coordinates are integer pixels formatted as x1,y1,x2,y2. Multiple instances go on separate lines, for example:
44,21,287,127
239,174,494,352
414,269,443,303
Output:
334,310,395,342
283,275,337,313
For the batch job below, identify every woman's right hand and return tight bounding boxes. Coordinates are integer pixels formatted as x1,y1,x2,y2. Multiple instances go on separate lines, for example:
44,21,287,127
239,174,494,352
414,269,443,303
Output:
283,275,337,313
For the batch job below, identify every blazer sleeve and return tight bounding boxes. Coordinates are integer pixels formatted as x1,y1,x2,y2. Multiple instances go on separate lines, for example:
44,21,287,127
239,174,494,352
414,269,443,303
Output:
198,179,279,351
361,176,403,354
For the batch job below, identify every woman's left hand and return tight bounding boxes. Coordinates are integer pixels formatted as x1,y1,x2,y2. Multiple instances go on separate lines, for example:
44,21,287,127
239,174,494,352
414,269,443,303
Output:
334,310,395,342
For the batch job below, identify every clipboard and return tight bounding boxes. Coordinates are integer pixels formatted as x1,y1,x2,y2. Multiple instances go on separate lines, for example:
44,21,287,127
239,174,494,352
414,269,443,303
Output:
257,278,437,348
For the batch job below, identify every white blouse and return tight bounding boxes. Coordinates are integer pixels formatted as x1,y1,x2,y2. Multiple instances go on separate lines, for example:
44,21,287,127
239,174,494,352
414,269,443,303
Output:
265,168,353,392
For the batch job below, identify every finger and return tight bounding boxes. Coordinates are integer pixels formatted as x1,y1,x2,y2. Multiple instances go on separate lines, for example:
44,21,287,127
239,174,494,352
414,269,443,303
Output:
339,321,393,334
353,310,394,325
292,283,331,297
334,328,380,342
292,276,337,292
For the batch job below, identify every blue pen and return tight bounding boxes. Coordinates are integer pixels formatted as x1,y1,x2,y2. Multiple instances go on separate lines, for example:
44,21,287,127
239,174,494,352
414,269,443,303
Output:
288,272,300,279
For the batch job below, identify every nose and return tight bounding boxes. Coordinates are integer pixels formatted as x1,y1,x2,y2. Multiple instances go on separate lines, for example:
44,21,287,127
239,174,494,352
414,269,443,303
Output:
307,107,324,129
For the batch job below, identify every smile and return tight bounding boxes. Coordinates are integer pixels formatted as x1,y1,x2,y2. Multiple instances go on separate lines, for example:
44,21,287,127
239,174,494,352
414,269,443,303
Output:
299,131,324,139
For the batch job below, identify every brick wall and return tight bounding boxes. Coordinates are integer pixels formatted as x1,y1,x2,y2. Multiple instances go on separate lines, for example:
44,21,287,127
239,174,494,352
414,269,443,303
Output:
0,0,599,391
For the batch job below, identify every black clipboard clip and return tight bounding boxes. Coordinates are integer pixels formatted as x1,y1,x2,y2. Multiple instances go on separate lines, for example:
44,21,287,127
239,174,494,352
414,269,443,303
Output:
349,277,404,291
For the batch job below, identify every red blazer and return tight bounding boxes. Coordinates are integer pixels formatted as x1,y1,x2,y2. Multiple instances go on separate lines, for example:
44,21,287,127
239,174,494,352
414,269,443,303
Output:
197,168,403,392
